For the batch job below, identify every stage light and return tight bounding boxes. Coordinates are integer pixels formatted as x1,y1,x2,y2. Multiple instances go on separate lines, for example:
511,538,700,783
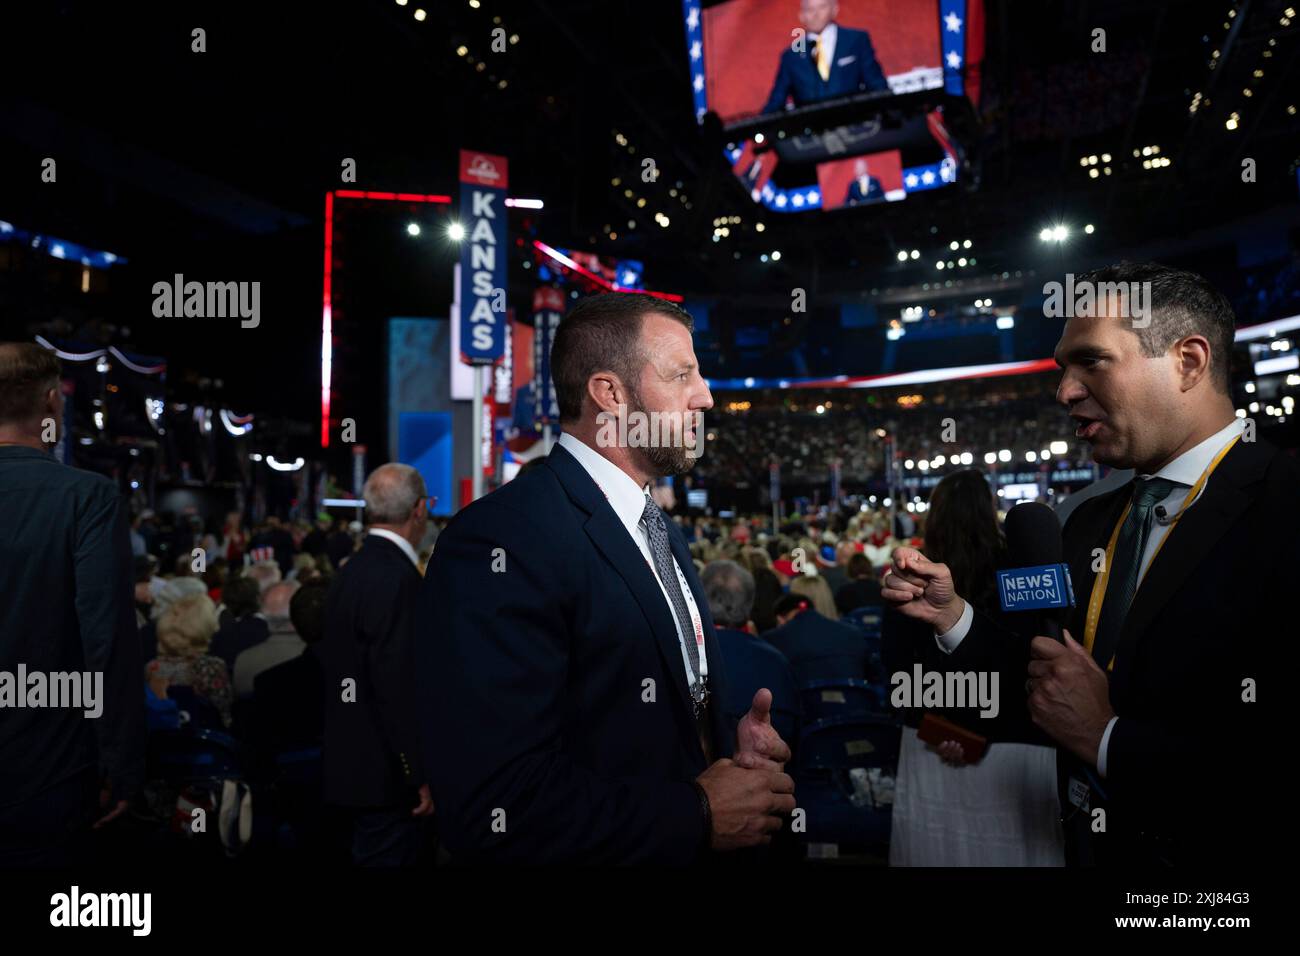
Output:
1244,381,1256,392
910,249,919,259
771,250,782,260
1040,449,1050,460
457,45,467,55
984,452,996,464
469,0,480,7
897,250,909,262
949,240,959,251
268,456,306,472
505,198,544,209
960,452,973,465
1049,441,1068,455
998,449,1011,462
996,316,1015,329
963,239,971,248
958,257,967,266
510,34,519,44
396,0,407,5
414,8,427,20
918,460,929,471
1085,223,1095,234
934,455,946,466
1052,225,1068,241
816,404,825,414
1026,450,1038,462
447,222,466,241
936,261,945,269
754,133,765,144
1226,113,1239,130
755,222,765,232
406,222,421,236
904,459,914,470
1040,228,1053,241
760,254,769,262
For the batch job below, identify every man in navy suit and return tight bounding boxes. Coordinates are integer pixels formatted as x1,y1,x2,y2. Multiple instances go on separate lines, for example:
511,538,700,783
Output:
845,157,885,205
701,560,800,750
319,463,434,865
0,343,145,865
762,592,869,685
418,293,795,864
763,0,888,115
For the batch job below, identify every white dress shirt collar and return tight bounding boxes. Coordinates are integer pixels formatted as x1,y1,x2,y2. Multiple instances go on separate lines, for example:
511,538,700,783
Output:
1141,417,1244,486
367,528,421,569
557,431,653,539
811,22,838,48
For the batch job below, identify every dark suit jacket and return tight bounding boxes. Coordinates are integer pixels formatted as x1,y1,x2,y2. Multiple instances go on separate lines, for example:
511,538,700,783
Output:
416,443,735,864
209,613,270,673
250,647,323,778
835,577,883,615
847,176,885,203
761,609,868,686
945,438,1295,865
317,534,425,808
763,24,888,114
0,447,145,809
714,627,800,751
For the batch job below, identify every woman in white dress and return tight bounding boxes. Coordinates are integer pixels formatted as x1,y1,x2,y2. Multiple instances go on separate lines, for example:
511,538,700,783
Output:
882,470,1064,866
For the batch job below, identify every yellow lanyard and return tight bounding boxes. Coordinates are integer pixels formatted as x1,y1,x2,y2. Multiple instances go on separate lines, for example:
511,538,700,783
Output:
1082,435,1240,667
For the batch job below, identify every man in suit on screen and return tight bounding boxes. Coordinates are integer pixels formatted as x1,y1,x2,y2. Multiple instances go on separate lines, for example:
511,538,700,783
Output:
417,293,794,864
763,0,888,114
881,262,1294,866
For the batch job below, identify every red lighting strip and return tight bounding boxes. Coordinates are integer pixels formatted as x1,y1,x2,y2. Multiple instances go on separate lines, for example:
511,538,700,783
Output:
333,190,453,203
321,191,335,448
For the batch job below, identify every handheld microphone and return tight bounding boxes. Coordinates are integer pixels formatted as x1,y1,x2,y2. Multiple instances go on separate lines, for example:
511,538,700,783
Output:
998,502,1075,643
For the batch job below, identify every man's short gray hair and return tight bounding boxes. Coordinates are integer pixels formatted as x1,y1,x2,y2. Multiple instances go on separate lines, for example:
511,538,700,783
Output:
701,559,755,629
363,463,426,525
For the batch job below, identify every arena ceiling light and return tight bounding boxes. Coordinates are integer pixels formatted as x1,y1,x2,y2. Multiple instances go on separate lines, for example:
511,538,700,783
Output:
1039,225,1069,242
446,222,466,241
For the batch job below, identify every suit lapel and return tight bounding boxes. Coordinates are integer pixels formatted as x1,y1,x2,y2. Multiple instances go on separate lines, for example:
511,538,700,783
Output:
1110,441,1265,695
545,446,699,726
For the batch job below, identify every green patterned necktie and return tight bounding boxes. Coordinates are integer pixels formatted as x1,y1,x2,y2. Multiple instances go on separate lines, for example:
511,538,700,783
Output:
1091,476,1180,667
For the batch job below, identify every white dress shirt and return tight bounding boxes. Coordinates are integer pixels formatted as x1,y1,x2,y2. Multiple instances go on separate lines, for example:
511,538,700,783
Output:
935,417,1245,775
557,432,707,686
367,528,421,569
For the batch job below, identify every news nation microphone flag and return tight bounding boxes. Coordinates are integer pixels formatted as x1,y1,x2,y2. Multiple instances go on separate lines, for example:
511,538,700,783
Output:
532,285,563,427
458,149,508,365
996,563,1076,612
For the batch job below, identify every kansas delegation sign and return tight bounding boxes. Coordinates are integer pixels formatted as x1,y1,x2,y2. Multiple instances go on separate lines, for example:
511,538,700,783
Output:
459,149,508,365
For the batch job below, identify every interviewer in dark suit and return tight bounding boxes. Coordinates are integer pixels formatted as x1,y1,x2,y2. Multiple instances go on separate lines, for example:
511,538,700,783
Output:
318,463,433,865
881,262,1295,866
763,0,888,114
418,293,795,864
0,343,145,865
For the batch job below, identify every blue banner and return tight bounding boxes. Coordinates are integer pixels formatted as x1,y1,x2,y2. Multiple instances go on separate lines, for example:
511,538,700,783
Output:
458,149,508,365
532,285,563,427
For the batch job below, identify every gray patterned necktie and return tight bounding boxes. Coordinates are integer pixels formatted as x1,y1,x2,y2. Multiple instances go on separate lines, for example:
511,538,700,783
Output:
641,494,702,701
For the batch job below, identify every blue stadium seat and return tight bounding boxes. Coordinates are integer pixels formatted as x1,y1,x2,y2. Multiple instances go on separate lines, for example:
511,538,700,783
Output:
793,715,902,857
798,678,884,721
841,605,883,638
